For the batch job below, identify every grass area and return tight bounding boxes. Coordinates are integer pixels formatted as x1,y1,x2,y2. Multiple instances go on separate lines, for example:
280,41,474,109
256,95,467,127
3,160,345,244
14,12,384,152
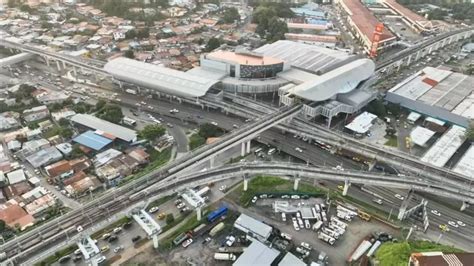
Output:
158,212,204,251
375,240,464,266
34,245,77,266
189,133,205,150
90,216,132,239
119,147,171,186
230,176,325,207
384,135,398,147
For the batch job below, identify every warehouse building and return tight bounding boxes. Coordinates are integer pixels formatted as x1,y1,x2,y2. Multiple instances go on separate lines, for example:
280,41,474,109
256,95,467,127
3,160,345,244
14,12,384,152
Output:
234,213,273,242
453,144,474,179
233,240,280,266
420,125,466,168
70,114,137,143
386,67,474,128
382,0,440,34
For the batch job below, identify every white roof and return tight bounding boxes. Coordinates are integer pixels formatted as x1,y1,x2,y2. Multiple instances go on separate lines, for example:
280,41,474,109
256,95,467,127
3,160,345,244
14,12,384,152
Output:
421,125,466,167
425,117,446,126
233,240,279,266
234,213,273,241
289,59,375,102
278,252,306,266
70,114,137,142
453,144,474,179
345,111,377,134
7,169,26,184
104,57,219,98
407,112,421,122
410,126,435,147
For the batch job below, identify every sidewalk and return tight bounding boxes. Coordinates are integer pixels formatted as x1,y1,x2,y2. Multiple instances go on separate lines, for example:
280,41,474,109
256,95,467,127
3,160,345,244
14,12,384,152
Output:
113,215,195,265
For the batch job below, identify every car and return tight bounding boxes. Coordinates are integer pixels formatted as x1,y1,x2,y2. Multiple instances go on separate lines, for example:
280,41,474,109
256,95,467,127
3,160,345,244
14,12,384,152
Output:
147,105,153,110
291,195,300,199
113,227,122,234
304,219,311,229
226,235,236,246
74,248,81,255
282,213,286,222
219,185,227,192
295,147,303,153
96,256,106,264
175,199,182,205
102,233,111,240
457,221,466,227
123,221,133,229
301,242,312,250
431,210,441,216
448,221,459,228
394,194,404,200
166,123,174,128
337,185,344,191
158,213,166,220
72,256,82,262
180,207,190,213
132,236,142,242
177,203,186,209
108,235,118,242
232,124,238,128
100,245,110,253
149,206,159,213
76,225,83,232
251,196,258,203
373,198,383,205
439,224,450,232
281,195,290,199
58,256,71,264
210,121,218,126
114,246,124,253
182,238,193,248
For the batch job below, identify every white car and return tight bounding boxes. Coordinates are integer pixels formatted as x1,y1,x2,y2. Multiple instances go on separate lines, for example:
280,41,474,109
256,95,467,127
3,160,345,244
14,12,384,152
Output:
96,256,106,264
219,185,227,192
113,246,124,253
394,194,404,200
176,203,186,209
251,196,258,203
448,221,459,228
182,238,193,248
295,147,303,153
210,122,218,126
149,206,159,213
301,242,312,250
113,227,122,234
457,221,466,227
430,210,441,216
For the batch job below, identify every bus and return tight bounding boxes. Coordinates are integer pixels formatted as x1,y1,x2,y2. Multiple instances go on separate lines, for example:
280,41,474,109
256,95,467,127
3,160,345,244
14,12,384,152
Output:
267,148,276,155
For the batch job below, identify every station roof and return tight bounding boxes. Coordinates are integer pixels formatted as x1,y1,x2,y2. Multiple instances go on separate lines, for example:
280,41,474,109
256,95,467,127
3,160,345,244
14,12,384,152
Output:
73,130,113,151
421,125,466,167
410,126,435,147
289,58,375,102
453,144,474,179
345,111,377,134
233,240,280,266
104,57,219,98
340,0,395,42
206,50,283,66
254,40,354,74
70,114,137,142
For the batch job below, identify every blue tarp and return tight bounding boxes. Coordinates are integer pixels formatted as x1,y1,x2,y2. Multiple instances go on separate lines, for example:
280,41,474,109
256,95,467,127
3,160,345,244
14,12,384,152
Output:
73,130,112,151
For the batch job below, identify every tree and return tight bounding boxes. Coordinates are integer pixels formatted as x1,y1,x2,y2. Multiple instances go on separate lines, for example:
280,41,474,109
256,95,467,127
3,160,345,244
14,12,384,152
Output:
60,127,73,139
387,103,401,117
222,7,240,24
266,17,288,42
205,37,221,52
252,6,288,42
96,104,123,124
7,0,16,8
70,144,84,159
198,123,224,139
366,99,386,117
95,99,107,111
386,127,397,136
140,124,166,141
0,220,5,232
165,213,174,225
124,50,135,59
58,118,69,127
466,121,474,142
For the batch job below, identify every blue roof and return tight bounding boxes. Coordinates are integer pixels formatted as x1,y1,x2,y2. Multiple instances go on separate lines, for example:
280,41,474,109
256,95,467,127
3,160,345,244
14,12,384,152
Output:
73,130,113,151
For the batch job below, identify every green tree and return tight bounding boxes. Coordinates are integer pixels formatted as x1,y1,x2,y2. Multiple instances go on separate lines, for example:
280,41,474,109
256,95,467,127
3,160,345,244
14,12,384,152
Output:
222,7,240,24
95,99,107,111
387,103,401,117
124,50,135,59
60,127,73,139
0,220,5,232
139,124,166,141
58,118,69,127
466,121,474,142
165,213,174,225
96,104,123,124
205,37,221,52
252,5,289,42
366,99,386,117
198,123,224,139
266,17,288,42
70,144,84,159
19,4,32,12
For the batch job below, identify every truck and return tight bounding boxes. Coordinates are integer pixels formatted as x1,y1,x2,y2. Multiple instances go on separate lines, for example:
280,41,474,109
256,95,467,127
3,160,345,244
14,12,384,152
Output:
312,221,323,231
209,222,225,237
207,206,227,223
337,210,353,222
125,89,137,95
330,216,348,229
321,227,340,239
214,253,236,261
318,232,336,245
328,223,345,235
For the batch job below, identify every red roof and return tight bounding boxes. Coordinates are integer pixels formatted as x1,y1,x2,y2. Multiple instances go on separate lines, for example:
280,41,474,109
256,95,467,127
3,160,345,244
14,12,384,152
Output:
45,160,72,178
422,77,438,87
0,204,35,230
342,0,395,42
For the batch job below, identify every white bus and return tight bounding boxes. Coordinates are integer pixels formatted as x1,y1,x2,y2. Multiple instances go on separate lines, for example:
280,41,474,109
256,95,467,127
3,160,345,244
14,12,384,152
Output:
123,116,137,127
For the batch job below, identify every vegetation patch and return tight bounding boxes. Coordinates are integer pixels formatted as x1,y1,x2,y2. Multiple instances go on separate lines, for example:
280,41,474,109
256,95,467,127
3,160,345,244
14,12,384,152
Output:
376,240,463,266
384,135,398,147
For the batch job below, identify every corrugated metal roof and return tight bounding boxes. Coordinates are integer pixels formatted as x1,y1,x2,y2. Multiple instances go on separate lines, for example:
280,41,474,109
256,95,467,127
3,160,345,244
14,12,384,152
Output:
453,144,474,179
73,130,113,151
70,114,137,142
278,252,306,266
233,240,279,266
421,125,466,167
104,57,219,98
289,58,375,102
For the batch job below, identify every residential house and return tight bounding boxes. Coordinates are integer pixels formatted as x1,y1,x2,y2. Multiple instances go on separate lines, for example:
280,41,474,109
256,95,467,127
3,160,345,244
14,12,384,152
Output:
0,204,35,230
22,105,50,122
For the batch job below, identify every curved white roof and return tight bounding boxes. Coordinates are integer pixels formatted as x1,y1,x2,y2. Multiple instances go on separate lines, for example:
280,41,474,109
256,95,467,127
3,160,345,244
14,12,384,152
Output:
104,57,219,98
289,58,375,102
